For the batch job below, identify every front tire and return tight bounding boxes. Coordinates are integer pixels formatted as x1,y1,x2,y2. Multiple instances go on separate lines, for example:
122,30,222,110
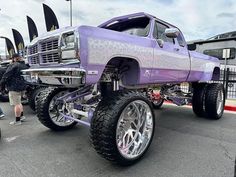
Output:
90,91,155,166
36,87,77,131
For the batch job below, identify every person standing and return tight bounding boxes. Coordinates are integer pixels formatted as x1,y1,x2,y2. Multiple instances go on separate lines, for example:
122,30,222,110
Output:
0,53,29,125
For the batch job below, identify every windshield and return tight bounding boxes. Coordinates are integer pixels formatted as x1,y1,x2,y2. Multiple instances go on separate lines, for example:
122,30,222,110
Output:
102,16,150,37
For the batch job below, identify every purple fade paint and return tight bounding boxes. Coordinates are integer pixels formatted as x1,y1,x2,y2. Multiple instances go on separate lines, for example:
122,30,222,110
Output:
22,13,224,166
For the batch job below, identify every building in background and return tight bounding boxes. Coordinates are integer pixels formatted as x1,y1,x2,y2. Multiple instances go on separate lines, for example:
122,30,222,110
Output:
187,31,236,66
188,31,236,99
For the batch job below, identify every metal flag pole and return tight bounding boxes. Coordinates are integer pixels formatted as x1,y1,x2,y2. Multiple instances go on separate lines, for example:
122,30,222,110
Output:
66,0,73,26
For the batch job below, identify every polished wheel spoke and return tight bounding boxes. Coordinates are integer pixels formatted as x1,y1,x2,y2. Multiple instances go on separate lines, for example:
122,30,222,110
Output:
216,90,224,114
116,100,153,159
50,114,57,120
48,91,75,127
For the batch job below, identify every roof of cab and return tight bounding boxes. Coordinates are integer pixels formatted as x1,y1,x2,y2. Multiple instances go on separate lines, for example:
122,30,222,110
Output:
98,12,177,29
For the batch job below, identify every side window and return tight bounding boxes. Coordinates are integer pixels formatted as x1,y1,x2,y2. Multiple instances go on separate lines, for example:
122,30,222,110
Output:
203,48,236,60
153,22,174,44
177,34,185,47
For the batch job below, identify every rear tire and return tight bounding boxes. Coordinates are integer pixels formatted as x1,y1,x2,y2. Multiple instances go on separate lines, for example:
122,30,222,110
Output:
205,83,225,120
90,91,155,166
192,83,207,117
36,87,77,131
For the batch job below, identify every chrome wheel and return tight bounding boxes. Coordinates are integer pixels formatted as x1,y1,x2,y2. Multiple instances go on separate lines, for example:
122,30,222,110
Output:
35,90,43,104
116,100,154,159
48,91,75,127
216,90,224,115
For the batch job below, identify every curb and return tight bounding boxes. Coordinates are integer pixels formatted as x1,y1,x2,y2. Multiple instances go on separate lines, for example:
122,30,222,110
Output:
164,101,236,112
224,105,236,112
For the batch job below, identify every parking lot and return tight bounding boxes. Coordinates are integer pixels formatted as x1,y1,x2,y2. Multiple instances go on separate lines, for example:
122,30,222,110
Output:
0,102,235,177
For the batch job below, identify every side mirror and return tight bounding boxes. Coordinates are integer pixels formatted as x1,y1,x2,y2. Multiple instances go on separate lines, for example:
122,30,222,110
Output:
165,28,180,38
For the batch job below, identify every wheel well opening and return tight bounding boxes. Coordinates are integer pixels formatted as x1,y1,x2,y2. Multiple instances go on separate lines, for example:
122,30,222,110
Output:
212,67,220,81
103,57,140,86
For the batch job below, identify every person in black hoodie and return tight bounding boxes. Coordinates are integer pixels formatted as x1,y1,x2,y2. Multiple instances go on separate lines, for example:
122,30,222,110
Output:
0,53,29,125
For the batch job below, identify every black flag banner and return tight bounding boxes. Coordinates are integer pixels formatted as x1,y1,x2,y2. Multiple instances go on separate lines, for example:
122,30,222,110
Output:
5,37,15,57
12,29,25,56
43,3,59,31
27,16,38,42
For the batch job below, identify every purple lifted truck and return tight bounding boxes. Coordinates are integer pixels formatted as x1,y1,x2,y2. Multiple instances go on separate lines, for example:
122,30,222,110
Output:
23,12,225,165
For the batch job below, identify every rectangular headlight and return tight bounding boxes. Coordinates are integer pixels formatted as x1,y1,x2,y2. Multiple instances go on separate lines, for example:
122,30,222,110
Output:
61,32,75,49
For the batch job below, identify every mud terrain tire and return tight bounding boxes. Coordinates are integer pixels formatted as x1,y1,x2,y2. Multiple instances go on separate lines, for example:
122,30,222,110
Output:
90,91,155,166
205,83,225,120
36,87,77,131
192,83,207,117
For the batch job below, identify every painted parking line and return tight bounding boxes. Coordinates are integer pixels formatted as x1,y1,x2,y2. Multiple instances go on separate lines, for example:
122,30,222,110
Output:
4,136,20,143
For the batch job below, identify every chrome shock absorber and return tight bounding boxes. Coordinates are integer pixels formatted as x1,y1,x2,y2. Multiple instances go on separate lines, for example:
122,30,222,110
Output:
112,67,120,91
113,80,119,91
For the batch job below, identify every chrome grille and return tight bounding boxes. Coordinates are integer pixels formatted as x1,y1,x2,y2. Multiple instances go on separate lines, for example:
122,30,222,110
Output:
29,55,39,65
40,39,59,52
27,37,60,65
28,44,39,65
28,45,38,55
41,52,59,63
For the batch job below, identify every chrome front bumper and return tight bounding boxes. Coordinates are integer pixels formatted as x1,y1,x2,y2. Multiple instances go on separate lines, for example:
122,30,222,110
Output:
22,68,86,87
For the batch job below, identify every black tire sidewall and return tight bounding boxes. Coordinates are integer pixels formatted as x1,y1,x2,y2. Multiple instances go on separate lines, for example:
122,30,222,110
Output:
205,83,225,119
192,83,206,117
37,88,77,131
38,88,61,128
91,91,155,165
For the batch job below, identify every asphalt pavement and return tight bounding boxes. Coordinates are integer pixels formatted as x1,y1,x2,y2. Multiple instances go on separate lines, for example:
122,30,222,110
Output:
0,102,235,177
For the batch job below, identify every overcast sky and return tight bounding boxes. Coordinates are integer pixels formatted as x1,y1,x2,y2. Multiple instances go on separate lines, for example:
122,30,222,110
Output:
0,0,235,55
